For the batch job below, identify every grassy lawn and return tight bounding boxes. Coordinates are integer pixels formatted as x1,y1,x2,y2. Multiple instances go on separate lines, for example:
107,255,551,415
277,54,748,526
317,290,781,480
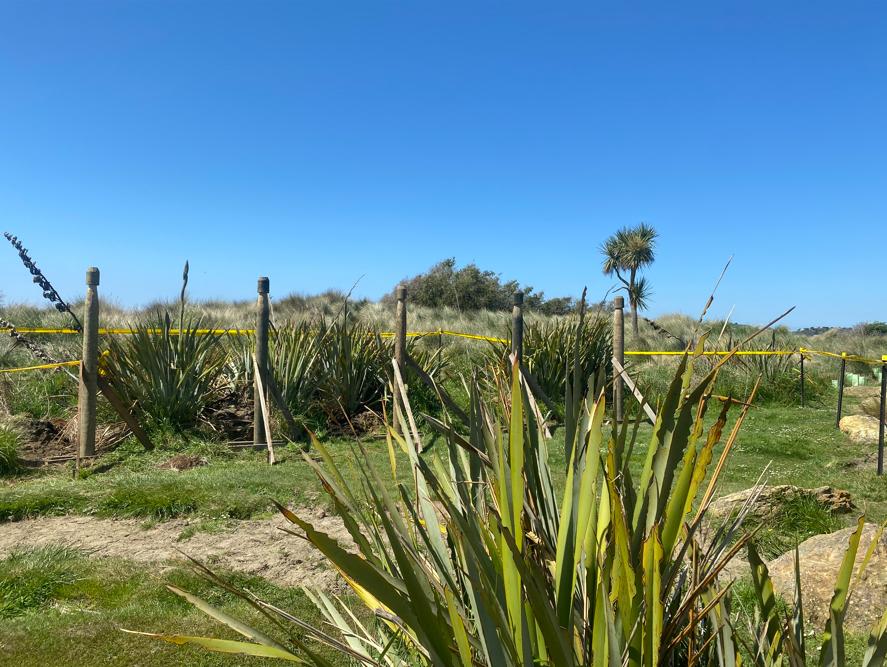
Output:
0,402,884,665
0,546,344,666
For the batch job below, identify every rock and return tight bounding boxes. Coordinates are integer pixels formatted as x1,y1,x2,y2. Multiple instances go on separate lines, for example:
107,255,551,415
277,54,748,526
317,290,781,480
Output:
860,396,883,420
707,485,854,522
839,415,881,445
768,523,887,633
844,385,881,399
159,454,207,471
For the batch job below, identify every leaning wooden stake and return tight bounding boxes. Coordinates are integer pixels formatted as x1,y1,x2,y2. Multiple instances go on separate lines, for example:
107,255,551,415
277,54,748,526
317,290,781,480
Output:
254,277,270,448
611,356,658,423
78,267,100,458
96,376,154,451
253,354,276,464
266,372,304,444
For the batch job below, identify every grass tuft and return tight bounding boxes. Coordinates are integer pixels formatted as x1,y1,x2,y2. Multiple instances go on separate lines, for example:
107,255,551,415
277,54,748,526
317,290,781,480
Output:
0,425,24,477
0,545,81,618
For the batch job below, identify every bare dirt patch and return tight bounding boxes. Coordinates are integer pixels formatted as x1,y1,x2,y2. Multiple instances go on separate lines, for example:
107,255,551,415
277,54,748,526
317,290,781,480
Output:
0,508,348,590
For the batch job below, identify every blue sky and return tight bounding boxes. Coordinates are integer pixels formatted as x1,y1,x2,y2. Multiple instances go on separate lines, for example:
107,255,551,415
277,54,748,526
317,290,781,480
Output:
1,2,884,327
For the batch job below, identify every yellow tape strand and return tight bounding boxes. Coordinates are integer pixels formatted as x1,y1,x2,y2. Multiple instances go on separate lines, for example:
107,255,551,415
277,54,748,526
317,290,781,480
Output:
625,350,798,357
0,360,80,374
2,327,256,335
3,328,882,361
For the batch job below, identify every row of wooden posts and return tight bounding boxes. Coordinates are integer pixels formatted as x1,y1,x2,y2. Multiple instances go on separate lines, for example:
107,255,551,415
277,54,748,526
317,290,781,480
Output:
75,271,882,476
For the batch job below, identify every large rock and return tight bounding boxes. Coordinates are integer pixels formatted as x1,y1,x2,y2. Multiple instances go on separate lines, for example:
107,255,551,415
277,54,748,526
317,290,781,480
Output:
844,385,881,399
839,415,881,445
768,523,887,633
707,485,854,522
860,396,884,420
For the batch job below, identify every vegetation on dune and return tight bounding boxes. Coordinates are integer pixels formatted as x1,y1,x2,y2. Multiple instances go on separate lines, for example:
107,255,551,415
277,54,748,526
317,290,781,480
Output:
393,257,580,315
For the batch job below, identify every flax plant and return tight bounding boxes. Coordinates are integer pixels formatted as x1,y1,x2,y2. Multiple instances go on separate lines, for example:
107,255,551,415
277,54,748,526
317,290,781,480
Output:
133,311,766,664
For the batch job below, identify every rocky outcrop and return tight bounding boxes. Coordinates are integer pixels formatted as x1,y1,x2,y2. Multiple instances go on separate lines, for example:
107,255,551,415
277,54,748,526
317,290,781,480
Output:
707,485,854,523
860,396,884,420
839,415,881,445
767,523,887,633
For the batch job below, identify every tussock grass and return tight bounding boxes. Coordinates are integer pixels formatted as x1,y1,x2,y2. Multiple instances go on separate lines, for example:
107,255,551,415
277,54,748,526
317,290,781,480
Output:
0,425,23,476
745,495,843,560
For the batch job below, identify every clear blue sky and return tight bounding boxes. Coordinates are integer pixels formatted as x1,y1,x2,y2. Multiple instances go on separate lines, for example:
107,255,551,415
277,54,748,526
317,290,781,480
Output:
1,2,884,327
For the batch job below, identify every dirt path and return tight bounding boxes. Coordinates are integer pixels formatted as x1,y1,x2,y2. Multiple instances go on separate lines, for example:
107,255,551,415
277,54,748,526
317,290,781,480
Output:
0,509,349,590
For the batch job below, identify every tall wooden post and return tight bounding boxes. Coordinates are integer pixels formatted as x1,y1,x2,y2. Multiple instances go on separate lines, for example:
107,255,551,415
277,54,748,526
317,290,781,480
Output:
835,352,847,429
613,296,625,423
394,285,407,434
78,267,100,458
254,277,270,447
511,292,524,366
878,356,886,476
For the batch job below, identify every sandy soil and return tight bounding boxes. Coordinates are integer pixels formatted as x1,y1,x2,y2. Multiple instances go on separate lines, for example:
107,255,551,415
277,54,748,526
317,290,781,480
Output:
0,508,349,590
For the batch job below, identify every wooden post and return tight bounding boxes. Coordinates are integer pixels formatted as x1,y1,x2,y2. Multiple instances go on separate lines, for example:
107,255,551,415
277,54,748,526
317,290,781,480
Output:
511,292,524,366
253,277,270,448
799,351,806,408
878,356,886,476
613,296,625,423
835,352,847,429
393,285,407,434
78,267,100,458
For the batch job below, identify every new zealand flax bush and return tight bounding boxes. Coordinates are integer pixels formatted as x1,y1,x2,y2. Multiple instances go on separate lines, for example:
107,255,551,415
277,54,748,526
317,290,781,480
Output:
132,321,887,665
103,314,227,431
483,310,611,411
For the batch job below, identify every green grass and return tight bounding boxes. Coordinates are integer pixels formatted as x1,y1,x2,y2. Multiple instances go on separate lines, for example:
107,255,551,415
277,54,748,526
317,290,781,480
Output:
0,425,24,476
0,547,348,666
0,435,410,523
0,545,82,618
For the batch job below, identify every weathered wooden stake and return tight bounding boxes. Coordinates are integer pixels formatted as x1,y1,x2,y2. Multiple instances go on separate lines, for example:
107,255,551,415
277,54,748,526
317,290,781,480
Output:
613,296,625,423
254,277,270,448
78,267,100,458
799,352,806,407
878,356,886,476
835,352,847,429
394,285,407,434
511,292,524,366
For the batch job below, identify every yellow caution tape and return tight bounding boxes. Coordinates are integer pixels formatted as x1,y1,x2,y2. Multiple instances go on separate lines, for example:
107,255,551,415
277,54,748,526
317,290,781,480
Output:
625,350,798,357
1,327,256,335
800,348,886,365
0,359,80,374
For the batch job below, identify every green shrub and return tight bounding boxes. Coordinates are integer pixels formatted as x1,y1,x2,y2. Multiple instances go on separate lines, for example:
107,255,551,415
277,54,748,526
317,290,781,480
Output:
104,314,227,431
269,322,324,426
314,311,391,427
394,257,574,313
483,311,611,408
